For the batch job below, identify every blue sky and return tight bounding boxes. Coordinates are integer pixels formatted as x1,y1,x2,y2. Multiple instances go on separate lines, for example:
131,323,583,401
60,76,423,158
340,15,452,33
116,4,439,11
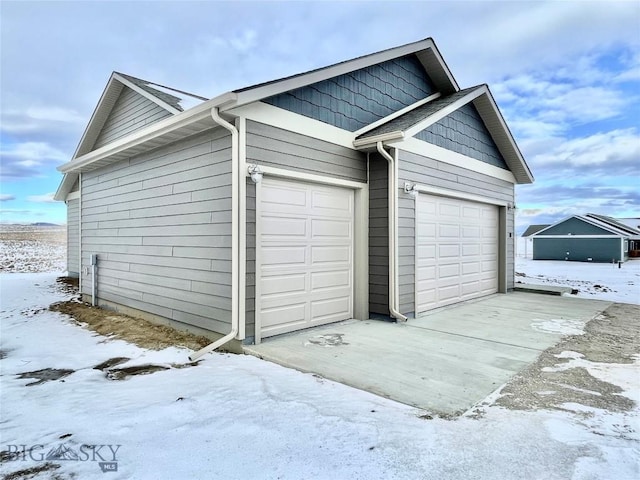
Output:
1,1,638,232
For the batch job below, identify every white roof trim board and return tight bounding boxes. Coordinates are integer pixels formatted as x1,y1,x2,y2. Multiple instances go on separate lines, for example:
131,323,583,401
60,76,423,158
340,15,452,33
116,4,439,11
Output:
533,214,639,237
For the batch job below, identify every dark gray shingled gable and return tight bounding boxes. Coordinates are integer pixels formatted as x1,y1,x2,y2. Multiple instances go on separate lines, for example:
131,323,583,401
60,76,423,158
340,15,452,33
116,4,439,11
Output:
263,55,436,132
416,102,508,169
356,86,479,139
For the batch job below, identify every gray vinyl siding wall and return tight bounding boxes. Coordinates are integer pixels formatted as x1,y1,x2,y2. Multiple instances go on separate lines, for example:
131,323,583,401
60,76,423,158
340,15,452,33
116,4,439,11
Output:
244,120,367,338
369,153,389,315
263,55,436,132
93,87,171,150
67,199,79,277
397,149,515,315
81,128,233,334
533,237,622,263
415,103,508,169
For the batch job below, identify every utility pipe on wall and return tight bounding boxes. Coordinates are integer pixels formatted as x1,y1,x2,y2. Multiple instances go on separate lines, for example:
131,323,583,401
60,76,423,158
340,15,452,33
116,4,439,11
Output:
189,108,240,361
376,142,408,322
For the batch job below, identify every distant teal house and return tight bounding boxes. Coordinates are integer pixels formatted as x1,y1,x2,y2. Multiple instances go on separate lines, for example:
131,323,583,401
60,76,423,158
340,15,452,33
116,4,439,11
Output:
531,214,640,263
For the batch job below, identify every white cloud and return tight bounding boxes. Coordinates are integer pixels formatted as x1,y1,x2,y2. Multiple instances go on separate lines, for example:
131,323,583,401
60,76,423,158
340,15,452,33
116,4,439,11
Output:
0,194,16,201
27,192,56,203
0,142,68,180
531,129,640,173
1,106,84,134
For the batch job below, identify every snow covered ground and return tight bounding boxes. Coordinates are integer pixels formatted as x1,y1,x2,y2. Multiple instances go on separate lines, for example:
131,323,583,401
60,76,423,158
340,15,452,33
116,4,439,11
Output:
1,273,639,479
516,258,640,304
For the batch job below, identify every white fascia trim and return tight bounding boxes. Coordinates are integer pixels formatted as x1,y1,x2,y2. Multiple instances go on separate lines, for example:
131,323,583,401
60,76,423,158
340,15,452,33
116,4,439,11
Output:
403,86,485,138
353,131,404,148
392,137,516,183
534,235,621,239
226,102,355,148
249,165,367,190
233,39,441,107
352,92,442,137
533,215,622,237
72,76,122,159
412,184,510,207
113,73,181,115
58,91,238,173
66,191,80,201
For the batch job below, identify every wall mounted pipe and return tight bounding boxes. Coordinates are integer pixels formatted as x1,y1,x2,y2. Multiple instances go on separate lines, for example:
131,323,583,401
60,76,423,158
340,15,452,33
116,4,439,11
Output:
376,142,408,322
189,108,240,361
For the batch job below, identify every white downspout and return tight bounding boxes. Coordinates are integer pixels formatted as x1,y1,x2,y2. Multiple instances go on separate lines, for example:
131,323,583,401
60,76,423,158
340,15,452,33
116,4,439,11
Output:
376,142,408,322
189,107,239,361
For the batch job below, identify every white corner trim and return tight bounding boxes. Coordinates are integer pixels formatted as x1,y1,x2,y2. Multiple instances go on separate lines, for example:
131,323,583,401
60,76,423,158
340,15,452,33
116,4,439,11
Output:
113,73,182,115
403,87,486,139
393,137,516,183
533,235,621,239
226,102,356,148
249,164,367,190
412,184,510,207
353,92,442,137
66,191,80,201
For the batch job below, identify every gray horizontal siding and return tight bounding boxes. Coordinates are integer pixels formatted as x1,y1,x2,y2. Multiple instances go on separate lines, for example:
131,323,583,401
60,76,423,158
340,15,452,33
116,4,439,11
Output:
415,103,508,169
93,87,172,150
67,199,79,276
246,120,367,182
81,128,234,334
369,153,389,315
398,149,515,314
533,237,622,263
264,55,436,132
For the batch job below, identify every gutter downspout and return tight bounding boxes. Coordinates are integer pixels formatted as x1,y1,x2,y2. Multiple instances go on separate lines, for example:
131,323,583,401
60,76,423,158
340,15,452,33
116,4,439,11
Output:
189,107,239,361
376,142,408,322
78,172,82,295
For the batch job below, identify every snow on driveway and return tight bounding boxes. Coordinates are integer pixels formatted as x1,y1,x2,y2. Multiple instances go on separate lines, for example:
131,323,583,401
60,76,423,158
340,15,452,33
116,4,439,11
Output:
516,258,640,304
1,273,638,479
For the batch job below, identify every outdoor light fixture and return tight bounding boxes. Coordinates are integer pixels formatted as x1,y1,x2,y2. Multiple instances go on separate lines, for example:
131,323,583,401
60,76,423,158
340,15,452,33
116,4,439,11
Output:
248,164,263,184
404,182,418,197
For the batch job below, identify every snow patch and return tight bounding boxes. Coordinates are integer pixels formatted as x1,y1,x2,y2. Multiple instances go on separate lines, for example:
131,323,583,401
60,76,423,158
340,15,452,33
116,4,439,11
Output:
531,319,587,335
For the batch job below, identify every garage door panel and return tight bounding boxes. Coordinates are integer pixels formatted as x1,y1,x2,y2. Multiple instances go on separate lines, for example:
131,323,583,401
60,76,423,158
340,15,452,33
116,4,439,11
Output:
258,177,354,338
311,297,351,322
311,219,351,239
261,216,307,238
311,270,351,290
261,274,307,296
311,245,350,264
311,191,353,216
416,194,498,314
261,246,306,267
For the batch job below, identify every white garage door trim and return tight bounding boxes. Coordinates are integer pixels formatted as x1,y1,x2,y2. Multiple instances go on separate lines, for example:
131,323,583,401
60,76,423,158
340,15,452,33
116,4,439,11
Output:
415,191,502,314
255,175,361,343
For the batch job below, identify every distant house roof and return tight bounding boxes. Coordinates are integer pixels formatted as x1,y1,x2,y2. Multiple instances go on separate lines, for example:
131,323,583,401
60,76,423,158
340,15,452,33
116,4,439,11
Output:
522,224,550,237
533,214,640,238
585,213,640,236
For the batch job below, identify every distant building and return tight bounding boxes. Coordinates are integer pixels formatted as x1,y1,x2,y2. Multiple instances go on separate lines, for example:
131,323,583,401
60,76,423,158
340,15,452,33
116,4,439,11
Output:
526,214,640,262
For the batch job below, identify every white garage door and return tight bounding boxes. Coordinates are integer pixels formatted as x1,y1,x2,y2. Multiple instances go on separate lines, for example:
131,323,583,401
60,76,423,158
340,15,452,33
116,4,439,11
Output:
416,194,499,313
257,177,354,338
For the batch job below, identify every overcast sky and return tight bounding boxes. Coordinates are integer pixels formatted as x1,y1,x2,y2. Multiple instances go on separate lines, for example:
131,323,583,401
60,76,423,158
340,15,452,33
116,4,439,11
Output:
1,0,639,232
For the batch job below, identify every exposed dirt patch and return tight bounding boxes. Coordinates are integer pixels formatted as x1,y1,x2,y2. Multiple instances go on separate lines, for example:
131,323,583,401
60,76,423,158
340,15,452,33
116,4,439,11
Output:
54,277,80,296
492,303,640,413
1,462,60,479
16,369,74,387
49,300,211,351
105,364,170,381
0,224,66,273
92,357,130,371
0,350,8,360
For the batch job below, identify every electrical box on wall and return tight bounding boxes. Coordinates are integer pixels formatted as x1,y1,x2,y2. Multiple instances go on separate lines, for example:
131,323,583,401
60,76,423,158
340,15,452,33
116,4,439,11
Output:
90,254,98,266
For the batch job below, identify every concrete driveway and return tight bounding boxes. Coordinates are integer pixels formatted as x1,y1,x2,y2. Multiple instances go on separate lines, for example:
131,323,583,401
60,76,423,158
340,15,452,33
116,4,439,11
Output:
244,292,611,415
